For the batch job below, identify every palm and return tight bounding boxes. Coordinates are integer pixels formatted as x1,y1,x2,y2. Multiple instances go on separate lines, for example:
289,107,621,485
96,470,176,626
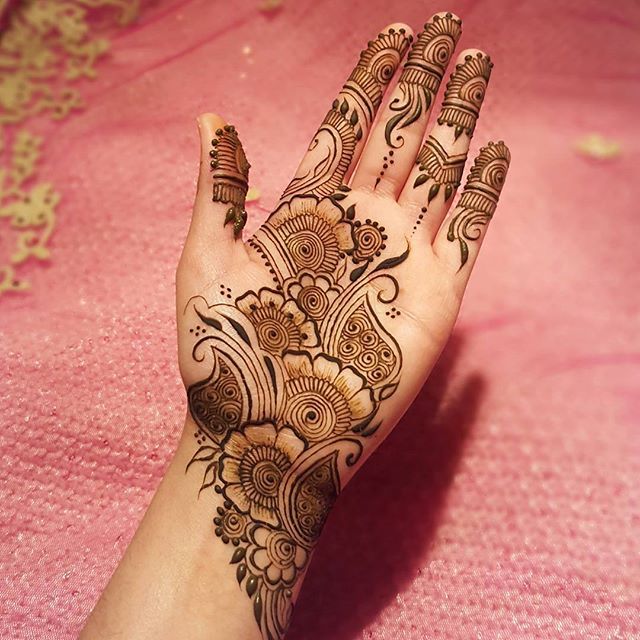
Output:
176,14,509,640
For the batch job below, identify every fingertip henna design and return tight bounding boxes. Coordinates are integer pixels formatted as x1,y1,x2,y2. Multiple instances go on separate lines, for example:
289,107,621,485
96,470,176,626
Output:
281,28,412,201
186,193,408,639
447,140,511,267
210,124,250,237
438,51,493,140
385,13,462,148
377,13,462,186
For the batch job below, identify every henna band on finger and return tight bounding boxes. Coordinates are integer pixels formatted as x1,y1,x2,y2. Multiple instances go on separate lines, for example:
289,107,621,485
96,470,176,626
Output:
438,51,493,140
385,13,462,148
447,140,511,267
210,124,250,237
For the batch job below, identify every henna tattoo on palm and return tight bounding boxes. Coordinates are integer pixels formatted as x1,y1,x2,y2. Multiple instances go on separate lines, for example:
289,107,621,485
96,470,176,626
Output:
183,19,510,640
186,192,405,639
185,32,417,640
447,140,511,267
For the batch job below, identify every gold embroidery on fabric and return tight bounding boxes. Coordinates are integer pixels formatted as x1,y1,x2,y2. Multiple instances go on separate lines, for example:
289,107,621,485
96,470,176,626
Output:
0,0,140,295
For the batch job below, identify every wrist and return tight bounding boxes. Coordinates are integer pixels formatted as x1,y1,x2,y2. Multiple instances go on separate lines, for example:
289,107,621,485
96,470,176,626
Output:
180,411,344,638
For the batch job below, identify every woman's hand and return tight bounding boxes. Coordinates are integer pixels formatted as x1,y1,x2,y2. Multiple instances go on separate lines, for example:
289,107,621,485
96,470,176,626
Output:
177,13,510,639
81,13,510,640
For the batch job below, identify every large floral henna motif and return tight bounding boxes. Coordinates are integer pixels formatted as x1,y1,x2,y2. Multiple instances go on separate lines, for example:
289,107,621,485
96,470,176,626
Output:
185,192,406,639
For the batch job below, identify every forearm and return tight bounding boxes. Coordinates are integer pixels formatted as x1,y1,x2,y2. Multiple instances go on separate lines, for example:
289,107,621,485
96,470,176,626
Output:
80,417,282,640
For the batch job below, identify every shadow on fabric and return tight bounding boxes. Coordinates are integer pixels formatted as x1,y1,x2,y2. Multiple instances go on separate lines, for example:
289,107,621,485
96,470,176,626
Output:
287,333,485,639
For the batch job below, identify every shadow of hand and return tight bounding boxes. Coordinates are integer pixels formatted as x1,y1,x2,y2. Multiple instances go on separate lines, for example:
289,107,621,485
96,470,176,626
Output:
287,335,485,639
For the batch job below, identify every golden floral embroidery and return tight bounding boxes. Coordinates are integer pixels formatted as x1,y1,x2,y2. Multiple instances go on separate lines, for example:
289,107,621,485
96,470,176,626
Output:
0,0,140,296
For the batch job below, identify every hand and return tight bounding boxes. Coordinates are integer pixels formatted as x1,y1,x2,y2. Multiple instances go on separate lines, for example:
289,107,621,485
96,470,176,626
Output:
177,14,510,639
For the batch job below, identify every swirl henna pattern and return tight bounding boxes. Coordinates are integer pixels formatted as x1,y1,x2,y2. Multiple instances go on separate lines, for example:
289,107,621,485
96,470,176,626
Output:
280,28,412,201
385,13,462,149
447,140,511,267
187,165,407,636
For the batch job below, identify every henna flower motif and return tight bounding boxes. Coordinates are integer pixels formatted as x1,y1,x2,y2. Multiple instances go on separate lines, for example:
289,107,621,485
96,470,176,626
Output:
268,196,353,275
220,423,305,527
282,353,374,442
236,288,319,356
284,271,341,321
248,525,308,587
349,218,387,263
214,504,250,545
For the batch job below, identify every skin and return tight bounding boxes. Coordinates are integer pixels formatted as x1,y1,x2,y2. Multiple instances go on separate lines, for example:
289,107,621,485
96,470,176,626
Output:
81,14,510,640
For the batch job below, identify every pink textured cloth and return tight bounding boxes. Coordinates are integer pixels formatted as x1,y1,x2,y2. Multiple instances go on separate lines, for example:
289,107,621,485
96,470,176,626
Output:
1,0,639,638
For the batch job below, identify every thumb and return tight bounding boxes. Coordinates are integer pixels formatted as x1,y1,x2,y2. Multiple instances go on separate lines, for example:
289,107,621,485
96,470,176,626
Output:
188,113,251,250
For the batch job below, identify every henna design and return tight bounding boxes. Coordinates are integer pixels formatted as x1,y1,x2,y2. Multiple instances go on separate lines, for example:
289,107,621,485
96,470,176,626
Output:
447,140,511,267
376,14,461,186
348,218,387,264
185,193,407,639
251,196,353,284
236,289,320,356
438,51,492,140
413,135,466,202
385,14,462,148
210,124,250,237
281,28,411,201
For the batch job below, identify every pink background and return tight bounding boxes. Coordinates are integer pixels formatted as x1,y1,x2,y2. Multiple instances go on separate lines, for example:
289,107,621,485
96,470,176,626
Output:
1,0,639,638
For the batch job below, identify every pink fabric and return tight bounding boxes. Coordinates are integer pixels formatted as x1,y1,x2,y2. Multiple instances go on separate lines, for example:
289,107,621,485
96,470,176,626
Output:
2,0,639,638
